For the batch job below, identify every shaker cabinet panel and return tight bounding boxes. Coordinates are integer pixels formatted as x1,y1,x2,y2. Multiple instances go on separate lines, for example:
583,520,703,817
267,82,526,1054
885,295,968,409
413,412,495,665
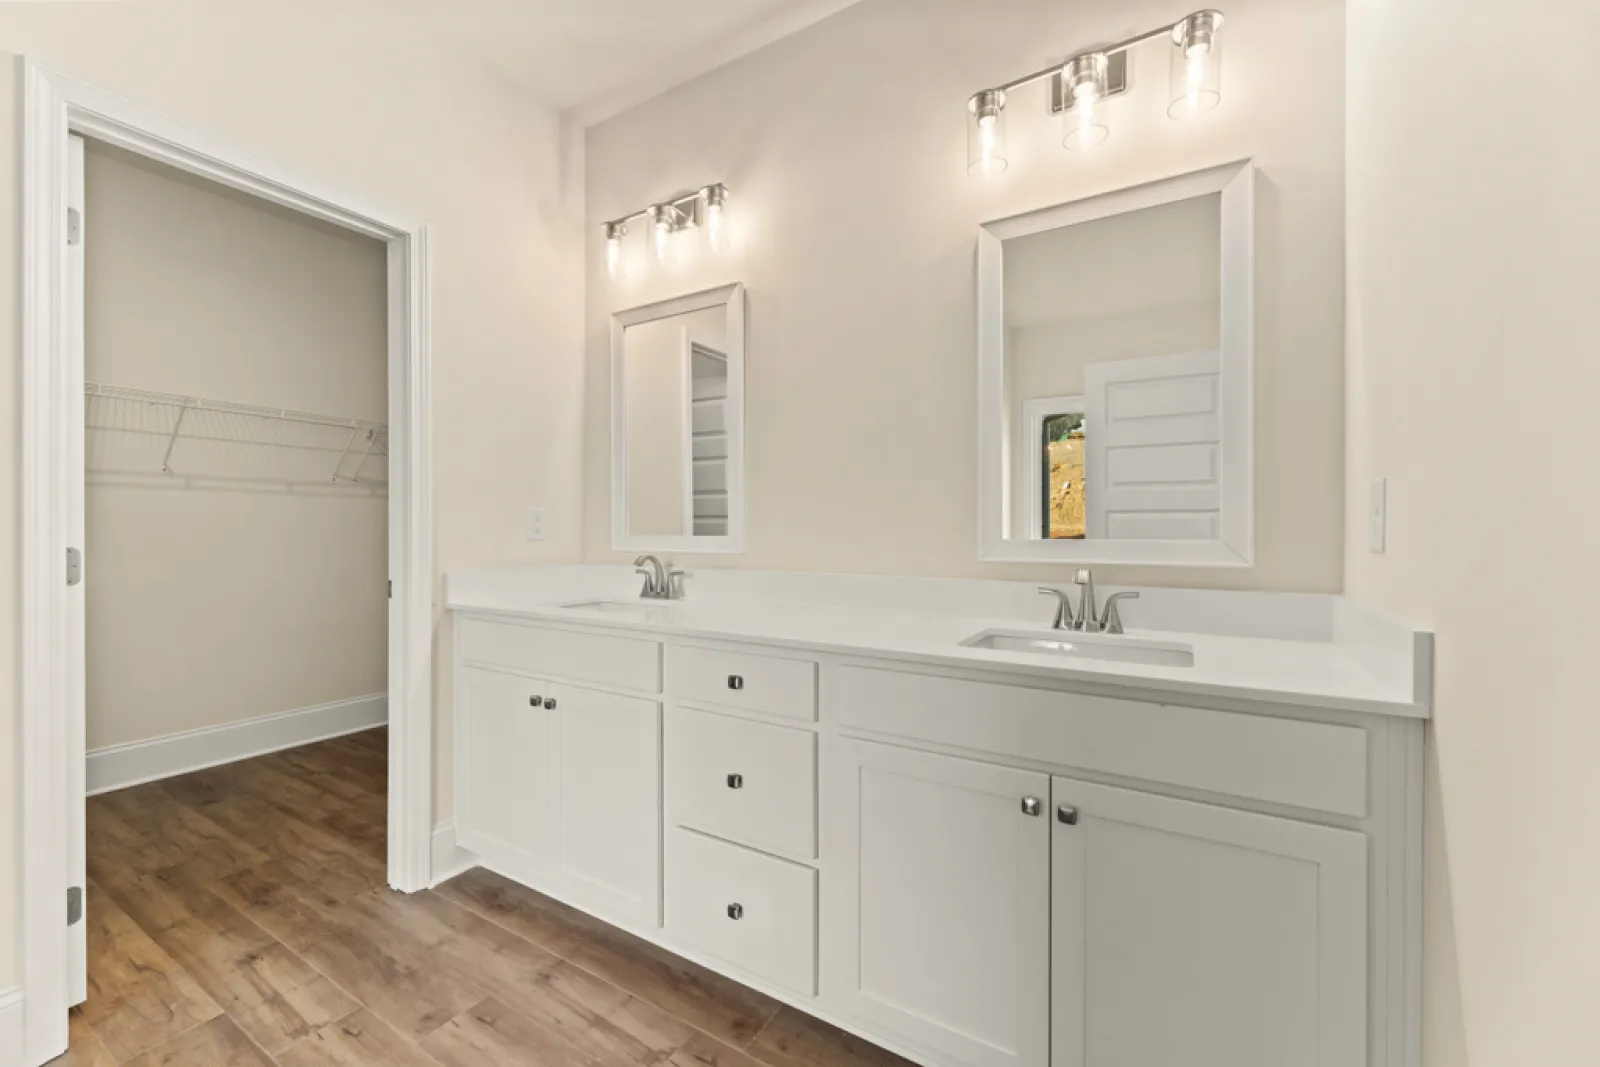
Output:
825,739,1050,1067
456,666,554,874
551,683,663,929
1051,777,1368,1067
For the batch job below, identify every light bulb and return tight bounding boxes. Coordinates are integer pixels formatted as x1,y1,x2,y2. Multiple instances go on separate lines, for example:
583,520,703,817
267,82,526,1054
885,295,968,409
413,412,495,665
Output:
1061,53,1110,151
1169,10,1223,119
701,184,730,253
649,207,671,264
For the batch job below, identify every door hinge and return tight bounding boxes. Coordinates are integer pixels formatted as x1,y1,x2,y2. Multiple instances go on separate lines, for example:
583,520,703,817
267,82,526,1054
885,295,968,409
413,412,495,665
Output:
388,580,393,599
67,206,82,246
67,547,83,587
67,885,83,926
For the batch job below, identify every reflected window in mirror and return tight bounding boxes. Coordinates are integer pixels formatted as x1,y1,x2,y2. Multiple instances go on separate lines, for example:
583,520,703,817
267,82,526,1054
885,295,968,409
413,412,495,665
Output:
612,284,745,553
978,161,1253,567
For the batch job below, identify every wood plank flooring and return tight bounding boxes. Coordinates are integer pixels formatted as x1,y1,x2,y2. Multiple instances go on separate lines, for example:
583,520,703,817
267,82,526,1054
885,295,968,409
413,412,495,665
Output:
59,729,914,1067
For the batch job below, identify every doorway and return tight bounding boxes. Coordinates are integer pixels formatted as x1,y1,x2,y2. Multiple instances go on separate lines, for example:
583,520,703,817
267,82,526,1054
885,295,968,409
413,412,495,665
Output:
20,61,433,1066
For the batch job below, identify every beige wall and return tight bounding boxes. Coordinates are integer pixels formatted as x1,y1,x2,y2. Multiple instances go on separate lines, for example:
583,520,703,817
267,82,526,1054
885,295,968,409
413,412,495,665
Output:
83,145,387,750
1345,0,1600,1063
584,0,1346,591
0,6,583,989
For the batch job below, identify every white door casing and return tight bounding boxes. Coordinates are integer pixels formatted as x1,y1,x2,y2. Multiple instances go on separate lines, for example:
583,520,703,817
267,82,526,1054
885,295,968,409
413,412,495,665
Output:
65,133,88,1007
1084,349,1222,541
21,61,433,1066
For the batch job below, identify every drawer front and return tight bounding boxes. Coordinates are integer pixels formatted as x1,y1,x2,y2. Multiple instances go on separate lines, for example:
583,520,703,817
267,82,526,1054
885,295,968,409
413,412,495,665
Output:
835,667,1369,818
668,707,817,858
458,617,661,693
668,645,818,721
667,828,818,996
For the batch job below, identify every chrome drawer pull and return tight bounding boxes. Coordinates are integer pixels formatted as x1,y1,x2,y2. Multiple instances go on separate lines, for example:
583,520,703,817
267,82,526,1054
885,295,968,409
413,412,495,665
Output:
1057,804,1079,825
728,675,744,690
529,695,543,707
727,773,744,789
543,697,557,710
727,903,744,920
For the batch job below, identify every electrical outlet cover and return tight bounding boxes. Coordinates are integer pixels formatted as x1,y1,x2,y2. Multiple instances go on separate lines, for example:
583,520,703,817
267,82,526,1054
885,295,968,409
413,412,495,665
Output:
525,507,546,542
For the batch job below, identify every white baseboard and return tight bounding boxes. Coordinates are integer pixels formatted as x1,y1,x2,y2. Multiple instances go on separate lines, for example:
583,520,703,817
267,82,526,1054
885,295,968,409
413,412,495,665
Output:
431,821,479,886
0,987,22,1067
86,693,387,796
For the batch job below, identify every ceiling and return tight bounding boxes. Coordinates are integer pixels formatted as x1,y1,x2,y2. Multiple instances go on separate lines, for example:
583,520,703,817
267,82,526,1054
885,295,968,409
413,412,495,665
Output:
387,0,863,123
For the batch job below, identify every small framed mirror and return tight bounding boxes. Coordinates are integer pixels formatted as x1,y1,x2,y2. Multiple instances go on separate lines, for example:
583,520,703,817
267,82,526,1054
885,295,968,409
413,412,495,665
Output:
612,283,745,553
977,160,1254,567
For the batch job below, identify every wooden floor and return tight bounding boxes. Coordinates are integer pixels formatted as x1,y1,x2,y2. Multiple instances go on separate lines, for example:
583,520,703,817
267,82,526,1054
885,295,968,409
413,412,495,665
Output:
58,729,912,1067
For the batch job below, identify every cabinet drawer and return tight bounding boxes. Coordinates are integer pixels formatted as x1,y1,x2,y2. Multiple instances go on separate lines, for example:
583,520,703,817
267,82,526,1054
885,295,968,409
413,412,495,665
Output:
667,829,817,996
836,667,1369,818
667,707,817,858
668,645,817,721
458,617,661,693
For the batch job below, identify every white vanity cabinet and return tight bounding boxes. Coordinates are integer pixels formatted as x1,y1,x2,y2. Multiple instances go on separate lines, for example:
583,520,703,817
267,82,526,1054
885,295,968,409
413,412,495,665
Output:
450,607,1423,1067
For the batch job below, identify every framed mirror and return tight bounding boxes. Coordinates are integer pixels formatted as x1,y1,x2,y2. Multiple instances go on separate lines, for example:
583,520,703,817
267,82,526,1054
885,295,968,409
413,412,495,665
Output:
612,283,745,553
977,160,1254,567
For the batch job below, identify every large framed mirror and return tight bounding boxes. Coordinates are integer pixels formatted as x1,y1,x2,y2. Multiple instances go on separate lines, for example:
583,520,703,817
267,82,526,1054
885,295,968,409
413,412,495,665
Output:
977,160,1254,567
612,282,745,553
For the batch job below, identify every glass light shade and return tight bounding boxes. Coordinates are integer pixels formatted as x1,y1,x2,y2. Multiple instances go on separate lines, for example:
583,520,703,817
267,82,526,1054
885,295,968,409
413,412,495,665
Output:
603,223,624,278
1061,53,1110,151
648,205,672,263
1169,11,1224,119
967,90,1009,177
702,185,730,252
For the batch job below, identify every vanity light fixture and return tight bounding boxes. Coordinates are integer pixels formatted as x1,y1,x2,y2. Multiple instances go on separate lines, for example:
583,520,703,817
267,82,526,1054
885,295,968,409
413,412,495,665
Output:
602,183,730,278
966,9,1225,175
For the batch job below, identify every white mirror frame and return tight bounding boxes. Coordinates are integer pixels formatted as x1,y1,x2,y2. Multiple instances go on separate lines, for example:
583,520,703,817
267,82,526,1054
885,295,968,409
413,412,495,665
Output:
977,159,1255,567
612,282,746,554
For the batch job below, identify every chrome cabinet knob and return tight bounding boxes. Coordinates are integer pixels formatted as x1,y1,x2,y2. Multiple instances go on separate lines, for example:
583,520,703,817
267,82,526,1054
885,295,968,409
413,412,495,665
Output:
728,675,744,690
727,903,744,920
543,697,557,710
1021,796,1042,817
529,695,543,707
727,773,744,789
1057,804,1079,825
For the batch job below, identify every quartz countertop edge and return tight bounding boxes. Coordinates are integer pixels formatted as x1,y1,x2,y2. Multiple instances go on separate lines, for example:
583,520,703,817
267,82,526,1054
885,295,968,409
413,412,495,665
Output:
444,582,1429,721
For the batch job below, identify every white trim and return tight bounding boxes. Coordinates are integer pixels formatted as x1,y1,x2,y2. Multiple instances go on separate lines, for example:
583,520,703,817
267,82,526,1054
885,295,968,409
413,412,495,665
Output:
1020,394,1084,542
20,61,433,1066
611,283,746,554
977,159,1255,567
0,988,23,1067
85,695,388,796
430,821,481,887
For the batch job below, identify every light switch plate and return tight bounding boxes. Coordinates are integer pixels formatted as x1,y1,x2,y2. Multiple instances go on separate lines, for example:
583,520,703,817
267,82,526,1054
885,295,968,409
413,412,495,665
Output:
1368,479,1386,553
525,507,546,542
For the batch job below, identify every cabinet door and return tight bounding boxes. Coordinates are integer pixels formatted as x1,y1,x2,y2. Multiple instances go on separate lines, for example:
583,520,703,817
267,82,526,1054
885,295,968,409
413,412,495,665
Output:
825,739,1050,1067
455,666,553,874
551,683,662,928
1052,778,1368,1067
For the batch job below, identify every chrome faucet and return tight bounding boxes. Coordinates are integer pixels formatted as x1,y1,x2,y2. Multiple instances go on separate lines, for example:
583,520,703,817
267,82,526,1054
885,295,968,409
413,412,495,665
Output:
634,555,686,600
1040,570,1140,634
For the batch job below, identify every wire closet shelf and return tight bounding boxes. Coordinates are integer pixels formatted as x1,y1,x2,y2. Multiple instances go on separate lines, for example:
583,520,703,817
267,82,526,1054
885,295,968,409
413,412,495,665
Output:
85,383,389,495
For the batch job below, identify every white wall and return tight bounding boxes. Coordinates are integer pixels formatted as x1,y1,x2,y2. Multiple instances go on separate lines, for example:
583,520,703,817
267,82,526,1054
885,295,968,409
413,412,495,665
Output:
1345,0,1600,1063
584,0,1346,591
0,6,583,990
83,144,387,750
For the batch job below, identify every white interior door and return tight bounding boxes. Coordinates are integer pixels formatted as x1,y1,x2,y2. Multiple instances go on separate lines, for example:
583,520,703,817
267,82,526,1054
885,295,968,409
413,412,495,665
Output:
1084,349,1222,540
67,132,88,1006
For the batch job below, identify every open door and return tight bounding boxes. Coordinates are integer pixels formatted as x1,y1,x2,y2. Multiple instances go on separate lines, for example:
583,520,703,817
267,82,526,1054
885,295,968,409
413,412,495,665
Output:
1084,349,1222,541
66,132,89,1005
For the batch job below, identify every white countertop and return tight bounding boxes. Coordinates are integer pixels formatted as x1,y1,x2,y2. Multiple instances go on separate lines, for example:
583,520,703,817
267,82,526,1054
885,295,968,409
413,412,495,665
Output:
445,566,1432,719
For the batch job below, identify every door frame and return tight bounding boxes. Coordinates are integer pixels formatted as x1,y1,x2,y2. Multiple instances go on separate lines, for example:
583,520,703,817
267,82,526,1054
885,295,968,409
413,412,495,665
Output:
18,60,435,1065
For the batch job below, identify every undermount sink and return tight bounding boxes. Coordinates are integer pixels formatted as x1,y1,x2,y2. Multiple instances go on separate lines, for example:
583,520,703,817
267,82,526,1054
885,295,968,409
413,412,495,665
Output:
962,628,1195,668
560,600,679,616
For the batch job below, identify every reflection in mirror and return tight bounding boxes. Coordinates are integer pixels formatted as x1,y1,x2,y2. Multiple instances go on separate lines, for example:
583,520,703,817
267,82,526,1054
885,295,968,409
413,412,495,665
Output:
978,160,1253,567
613,284,744,552
1005,194,1220,542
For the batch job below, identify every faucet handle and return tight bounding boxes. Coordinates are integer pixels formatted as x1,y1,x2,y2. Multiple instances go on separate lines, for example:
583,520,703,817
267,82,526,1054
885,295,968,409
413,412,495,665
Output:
1037,587,1076,630
667,569,687,600
1098,591,1140,635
